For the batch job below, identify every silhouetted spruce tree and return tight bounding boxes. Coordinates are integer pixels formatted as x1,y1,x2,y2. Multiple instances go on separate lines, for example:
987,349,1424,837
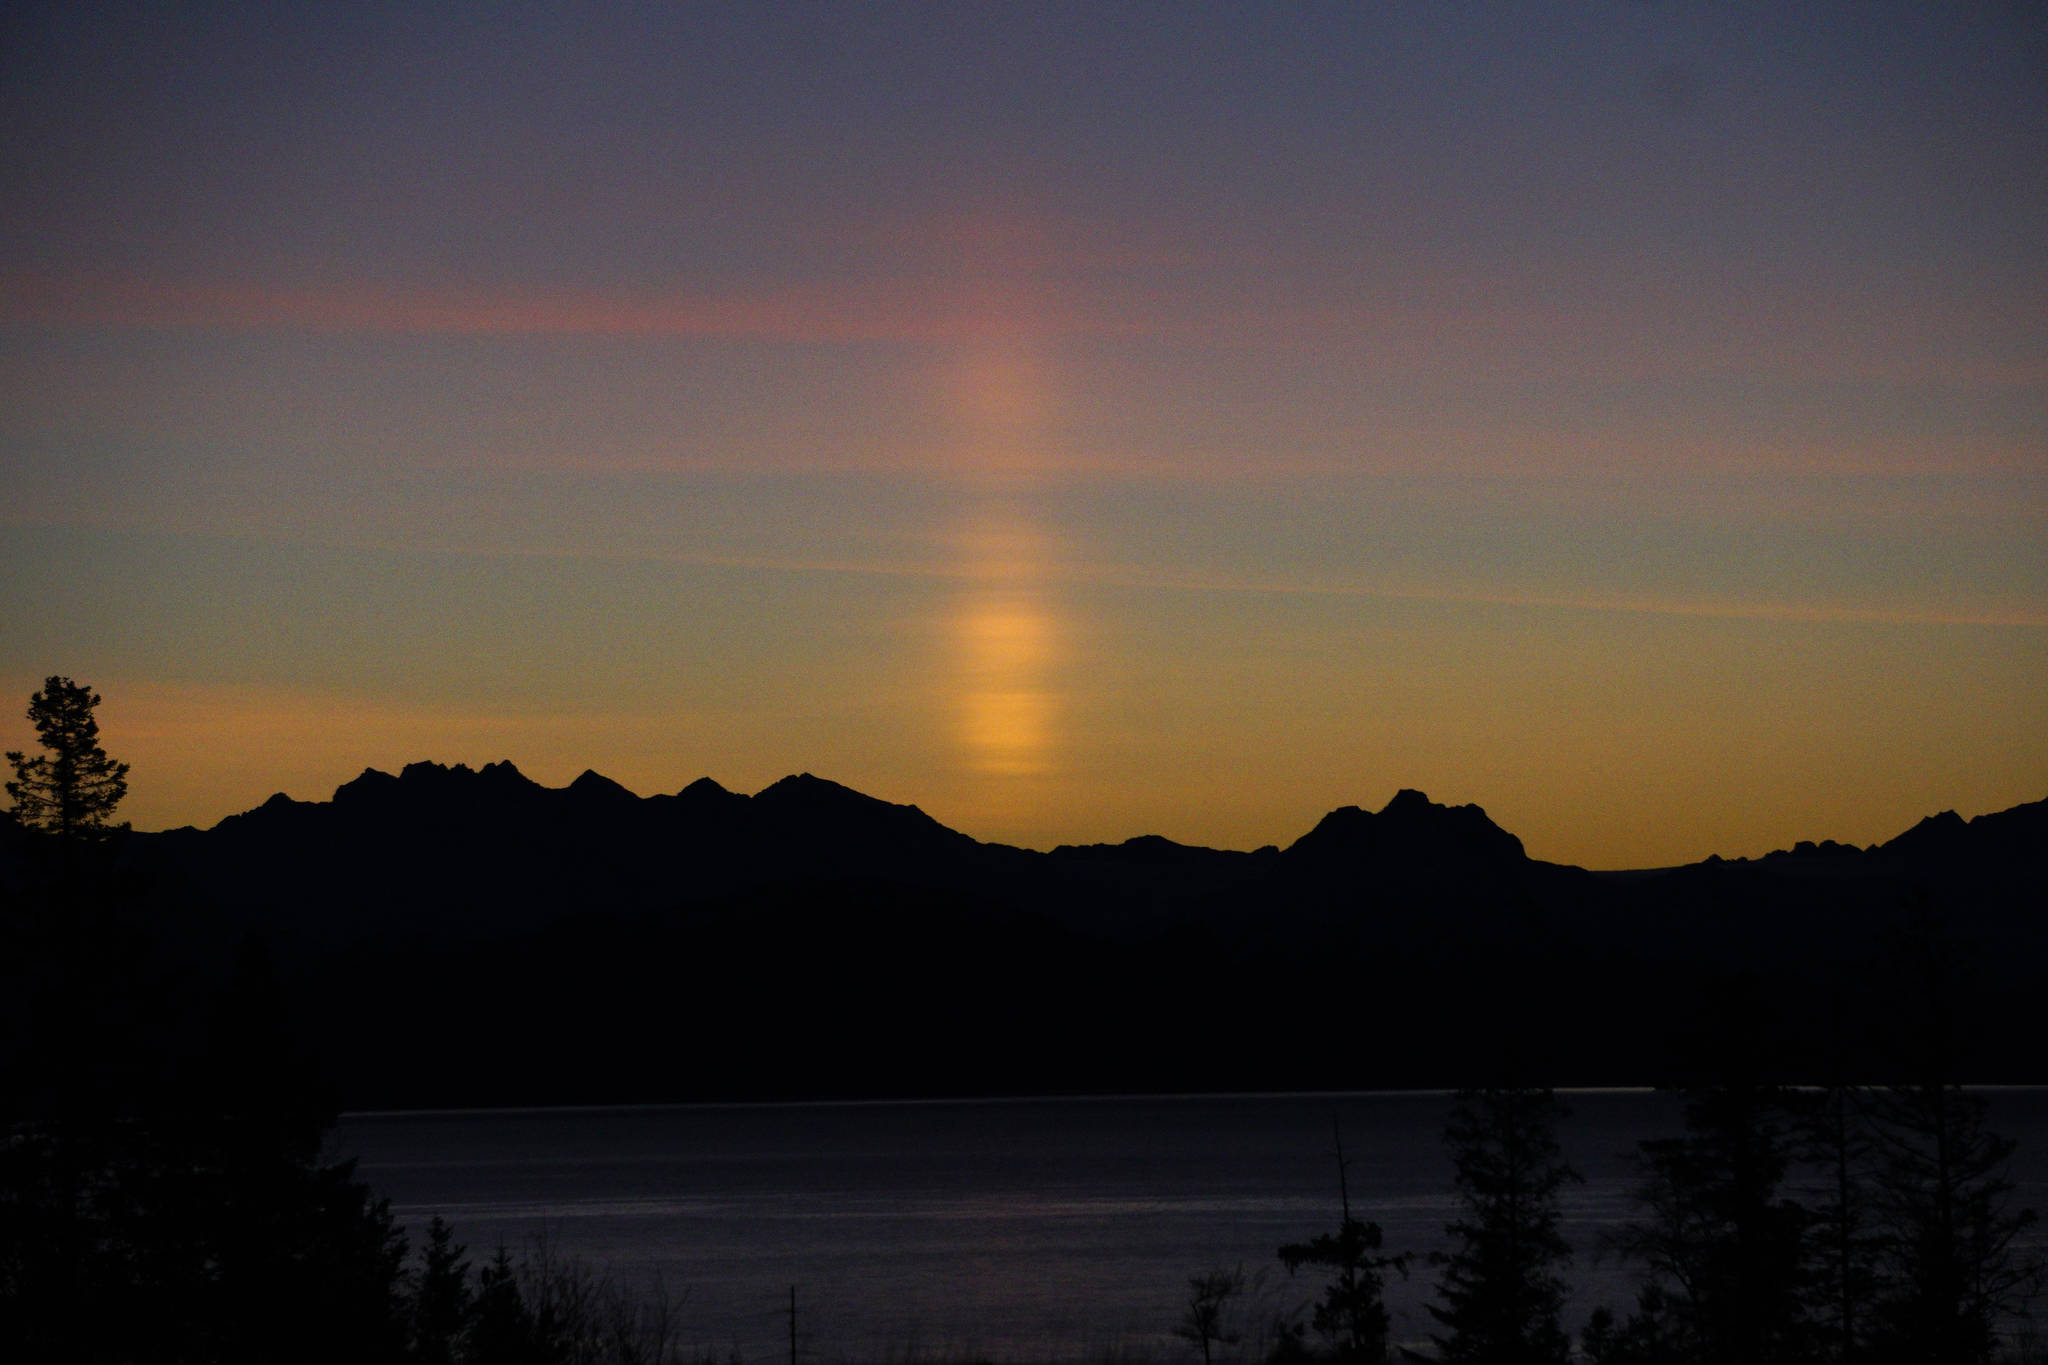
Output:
1427,1086,1579,1364
1864,1079,2037,1365
1861,899,2040,1364
181,936,411,1362
0,680,422,1360
1797,1081,1883,1364
1592,986,1812,1364
1279,1218,1407,1365
0,827,192,1360
1581,1284,1686,1365
0,929,415,1362
1278,1120,1409,1365
411,1216,474,1365
4,675,130,852
467,1246,552,1365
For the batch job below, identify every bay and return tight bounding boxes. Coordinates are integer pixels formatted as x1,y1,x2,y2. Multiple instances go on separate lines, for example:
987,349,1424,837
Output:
333,1089,2048,1362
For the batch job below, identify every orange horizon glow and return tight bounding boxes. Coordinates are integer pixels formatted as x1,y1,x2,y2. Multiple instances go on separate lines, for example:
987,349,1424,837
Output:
8,671,2041,875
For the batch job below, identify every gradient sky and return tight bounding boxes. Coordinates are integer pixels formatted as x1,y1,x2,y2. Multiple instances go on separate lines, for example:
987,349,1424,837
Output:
3,1,2044,868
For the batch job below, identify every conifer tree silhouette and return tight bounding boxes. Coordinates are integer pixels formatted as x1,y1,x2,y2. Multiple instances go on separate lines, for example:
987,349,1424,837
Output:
1863,899,2040,1364
1796,1073,1883,1362
411,1216,475,1365
1278,1119,1409,1365
1428,1086,1579,1363
5,675,129,847
1590,985,1812,1364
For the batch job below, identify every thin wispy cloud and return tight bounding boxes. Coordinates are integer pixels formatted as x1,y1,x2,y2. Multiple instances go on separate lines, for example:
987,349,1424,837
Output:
267,531,2048,634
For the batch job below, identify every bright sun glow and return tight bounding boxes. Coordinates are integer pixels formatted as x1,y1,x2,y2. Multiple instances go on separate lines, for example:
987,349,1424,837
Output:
956,592,1058,776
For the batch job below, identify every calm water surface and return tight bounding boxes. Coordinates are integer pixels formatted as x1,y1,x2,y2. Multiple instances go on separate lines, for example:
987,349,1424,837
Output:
333,1090,2048,1361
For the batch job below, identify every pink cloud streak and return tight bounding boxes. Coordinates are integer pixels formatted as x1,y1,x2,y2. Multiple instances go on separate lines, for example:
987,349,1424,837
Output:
0,271,1144,345
3,266,2041,393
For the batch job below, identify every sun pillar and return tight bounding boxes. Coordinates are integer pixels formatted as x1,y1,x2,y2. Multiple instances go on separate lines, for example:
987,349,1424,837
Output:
939,248,1066,793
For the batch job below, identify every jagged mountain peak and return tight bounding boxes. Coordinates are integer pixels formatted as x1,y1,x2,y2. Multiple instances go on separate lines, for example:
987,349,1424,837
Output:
202,788,309,835
326,760,563,817
1883,808,1966,846
567,768,637,802
1287,789,1526,866
755,772,921,819
657,775,746,819
750,772,965,850
479,759,537,786
1878,795,2047,864
756,772,867,803
333,766,401,804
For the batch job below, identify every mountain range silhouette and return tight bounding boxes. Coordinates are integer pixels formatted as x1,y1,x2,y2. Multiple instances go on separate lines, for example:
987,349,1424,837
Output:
14,764,2043,1105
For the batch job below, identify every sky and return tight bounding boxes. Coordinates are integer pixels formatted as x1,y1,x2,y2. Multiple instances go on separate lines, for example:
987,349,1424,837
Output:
2,1,2044,869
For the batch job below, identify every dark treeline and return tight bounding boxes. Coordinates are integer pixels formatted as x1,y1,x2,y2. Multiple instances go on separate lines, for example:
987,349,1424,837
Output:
1216,1064,2039,1365
0,679,656,1361
1173,903,2044,1365
1,833,681,1362
1248,933,2043,1364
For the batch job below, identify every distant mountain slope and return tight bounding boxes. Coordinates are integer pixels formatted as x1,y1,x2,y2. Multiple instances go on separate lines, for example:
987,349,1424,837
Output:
20,766,2041,1105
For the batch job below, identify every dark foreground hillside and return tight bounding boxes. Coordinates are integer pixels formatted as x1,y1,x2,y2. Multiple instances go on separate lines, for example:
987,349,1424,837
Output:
7,766,2044,1106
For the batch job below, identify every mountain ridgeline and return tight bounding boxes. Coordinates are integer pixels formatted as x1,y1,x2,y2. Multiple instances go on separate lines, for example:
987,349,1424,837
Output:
69,765,2048,1105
